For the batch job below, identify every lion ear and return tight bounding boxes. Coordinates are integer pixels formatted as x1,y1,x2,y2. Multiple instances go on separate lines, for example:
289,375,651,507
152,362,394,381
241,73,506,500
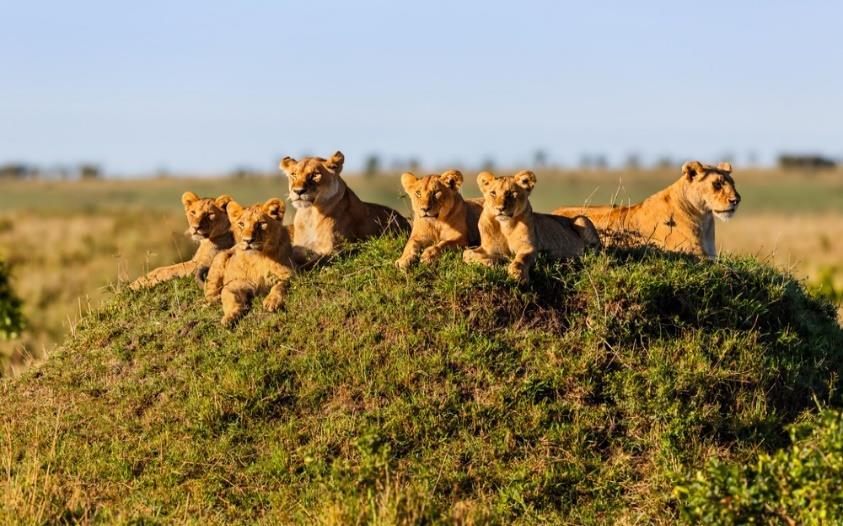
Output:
226,200,243,221
279,156,297,172
477,171,496,191
717,162,733,173
682,161,705,181
325,151,345,173
263,198,286,221
438,169,464,191
514,170,537,192
214,194,233,211
400,172,418,192
181,191,200,208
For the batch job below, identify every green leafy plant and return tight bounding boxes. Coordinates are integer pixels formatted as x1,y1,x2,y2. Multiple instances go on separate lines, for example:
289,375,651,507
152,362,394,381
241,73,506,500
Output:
0,260,24,339
675,409,843,525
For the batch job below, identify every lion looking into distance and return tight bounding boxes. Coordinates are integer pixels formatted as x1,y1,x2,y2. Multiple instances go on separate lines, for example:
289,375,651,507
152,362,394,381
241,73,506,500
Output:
279,151,410,266
204,198,295,328
463,170,601,283
395,169,483,270
130,192,234,290
553,161,741,258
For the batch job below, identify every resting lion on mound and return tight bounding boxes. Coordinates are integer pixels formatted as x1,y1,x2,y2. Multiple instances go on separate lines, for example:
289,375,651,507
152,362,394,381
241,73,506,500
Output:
463,170,601,283
279,151,410,265
130,192,234,290
204,198,294,327
395,169,483,270
553,161,741,258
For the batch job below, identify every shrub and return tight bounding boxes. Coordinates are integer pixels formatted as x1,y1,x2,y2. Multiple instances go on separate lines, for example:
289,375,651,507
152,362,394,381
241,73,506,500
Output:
675,409,843,525
0,260,24,339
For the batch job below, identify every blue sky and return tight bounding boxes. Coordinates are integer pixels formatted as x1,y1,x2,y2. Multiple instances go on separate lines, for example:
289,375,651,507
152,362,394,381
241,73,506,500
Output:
1,0,841,174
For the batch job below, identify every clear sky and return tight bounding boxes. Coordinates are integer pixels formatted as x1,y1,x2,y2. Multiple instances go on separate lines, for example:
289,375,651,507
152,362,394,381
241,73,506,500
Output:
1,0,841,175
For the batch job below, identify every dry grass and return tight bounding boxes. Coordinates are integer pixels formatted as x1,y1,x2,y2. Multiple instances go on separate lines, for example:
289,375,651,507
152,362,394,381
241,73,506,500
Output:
0,168,840,374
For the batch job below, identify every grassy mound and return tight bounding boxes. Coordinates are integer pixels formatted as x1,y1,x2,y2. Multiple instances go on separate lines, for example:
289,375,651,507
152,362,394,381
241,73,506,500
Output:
2,237,841,524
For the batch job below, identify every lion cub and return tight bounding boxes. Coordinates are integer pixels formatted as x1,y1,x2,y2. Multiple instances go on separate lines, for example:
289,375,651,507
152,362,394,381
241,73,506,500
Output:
279,151,410,265
130,191,234,290
463,171,601,283
395,169,483,270
204,198,295,327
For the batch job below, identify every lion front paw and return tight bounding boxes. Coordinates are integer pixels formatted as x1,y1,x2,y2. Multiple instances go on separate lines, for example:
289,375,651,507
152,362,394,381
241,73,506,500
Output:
420,246,440,264
507,262,530,284
395,256,413,271
262,294,284,312
221,311,242,328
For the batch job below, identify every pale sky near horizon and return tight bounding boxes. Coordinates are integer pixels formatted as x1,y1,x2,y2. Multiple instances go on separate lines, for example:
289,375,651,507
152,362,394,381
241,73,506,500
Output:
1,0,841,175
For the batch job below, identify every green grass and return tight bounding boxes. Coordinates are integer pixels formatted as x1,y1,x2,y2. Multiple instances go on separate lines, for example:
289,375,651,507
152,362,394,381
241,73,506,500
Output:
0,260,24,339
1,237,842,524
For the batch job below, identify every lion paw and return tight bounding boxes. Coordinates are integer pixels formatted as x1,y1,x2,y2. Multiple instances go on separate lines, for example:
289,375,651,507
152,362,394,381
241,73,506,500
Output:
262,294,284,312
420,246,439,264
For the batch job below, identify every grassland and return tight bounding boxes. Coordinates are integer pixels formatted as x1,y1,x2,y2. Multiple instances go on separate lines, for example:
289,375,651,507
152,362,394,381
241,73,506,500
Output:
1,167,841,374
2,237,841,524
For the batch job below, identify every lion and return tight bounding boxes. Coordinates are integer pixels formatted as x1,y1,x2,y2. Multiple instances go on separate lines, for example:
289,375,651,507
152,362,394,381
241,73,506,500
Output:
204,198,295,328
552,161,740,258
130,191,234,290
462,170,601,283
279,151,410,265
395,169,484,270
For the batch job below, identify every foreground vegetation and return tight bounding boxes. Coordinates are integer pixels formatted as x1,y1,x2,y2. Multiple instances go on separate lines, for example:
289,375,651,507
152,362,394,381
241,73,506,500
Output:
1,237,841,524
0,260,24,339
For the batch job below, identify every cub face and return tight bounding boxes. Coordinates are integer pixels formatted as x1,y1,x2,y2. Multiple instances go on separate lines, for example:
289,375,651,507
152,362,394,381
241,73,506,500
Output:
226,198,286,251
401,170,464,220
279,151,345,209
682,161,742,221
477,170,537,222
181,192,233,241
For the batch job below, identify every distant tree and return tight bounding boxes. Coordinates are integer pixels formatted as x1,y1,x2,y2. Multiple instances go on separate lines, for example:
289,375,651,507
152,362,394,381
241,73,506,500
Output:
578,154,593,170
593,154,609,170
480,157,496,172
655,156,674,170
778,154,836,171
0,163,32,180
364,154,381,178
533,149,548,168
407,157,421,172
624,153,641,171
79,164,102,180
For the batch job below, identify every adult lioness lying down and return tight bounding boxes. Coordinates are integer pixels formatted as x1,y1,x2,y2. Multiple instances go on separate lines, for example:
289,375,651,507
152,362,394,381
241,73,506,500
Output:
463,170,601,283
553,161,741,258
279,151,410,265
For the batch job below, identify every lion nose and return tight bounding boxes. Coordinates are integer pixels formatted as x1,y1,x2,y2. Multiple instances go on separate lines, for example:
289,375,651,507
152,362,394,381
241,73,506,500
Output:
420,205,430,213
730,195,741,205
291,187,305,196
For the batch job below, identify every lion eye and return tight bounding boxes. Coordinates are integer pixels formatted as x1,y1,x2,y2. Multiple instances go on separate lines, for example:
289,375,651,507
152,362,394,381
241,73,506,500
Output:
238,222,245,228
490,191,497,197
712,181,722,191
415,191,421,198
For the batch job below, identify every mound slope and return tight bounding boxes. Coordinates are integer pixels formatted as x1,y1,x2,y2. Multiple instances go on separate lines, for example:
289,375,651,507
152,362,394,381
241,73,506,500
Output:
2,237,841,524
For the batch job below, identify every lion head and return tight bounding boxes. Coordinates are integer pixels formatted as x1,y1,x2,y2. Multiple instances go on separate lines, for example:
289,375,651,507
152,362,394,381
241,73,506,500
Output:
477,170,537,222
181,192,233,241
279,151,345,209
401,170,465,220
681,161,742,221
226,198,287,252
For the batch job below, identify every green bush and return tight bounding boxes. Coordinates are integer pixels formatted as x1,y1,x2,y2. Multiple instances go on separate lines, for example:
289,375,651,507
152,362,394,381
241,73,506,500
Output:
1,237,841,523
675,409,843,525
0,260,24,339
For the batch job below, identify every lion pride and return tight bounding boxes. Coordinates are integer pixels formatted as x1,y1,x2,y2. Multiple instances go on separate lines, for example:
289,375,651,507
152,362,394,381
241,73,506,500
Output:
279,151,410,265
130,192,234,290
463,170,601,283
396,169,483,270
553,161,741,258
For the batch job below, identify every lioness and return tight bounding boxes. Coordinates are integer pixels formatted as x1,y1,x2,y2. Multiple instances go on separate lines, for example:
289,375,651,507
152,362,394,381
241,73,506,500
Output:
553,161,740,258
395,169,483,270
130,192,234,290
204,198,294,328
463,171,601,283
279,151,410,265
